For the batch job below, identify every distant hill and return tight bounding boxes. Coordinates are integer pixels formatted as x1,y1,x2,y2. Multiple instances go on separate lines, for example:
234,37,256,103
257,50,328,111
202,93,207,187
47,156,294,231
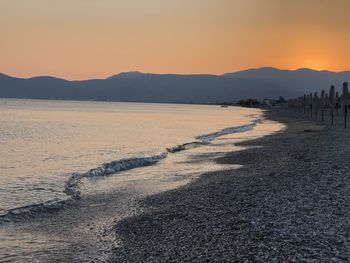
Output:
0,68,349,103
107,71,146,79
223,67,350,96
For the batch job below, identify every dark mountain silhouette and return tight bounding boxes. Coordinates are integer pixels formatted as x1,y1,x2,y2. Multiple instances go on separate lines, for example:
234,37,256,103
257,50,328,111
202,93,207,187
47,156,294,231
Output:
108,71,146,79
223,67,350,95
0,68,349,103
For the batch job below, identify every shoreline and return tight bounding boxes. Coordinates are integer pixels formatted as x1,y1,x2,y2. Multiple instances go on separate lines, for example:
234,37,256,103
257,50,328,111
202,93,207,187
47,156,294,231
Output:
111,108,350,262
0,103,267,262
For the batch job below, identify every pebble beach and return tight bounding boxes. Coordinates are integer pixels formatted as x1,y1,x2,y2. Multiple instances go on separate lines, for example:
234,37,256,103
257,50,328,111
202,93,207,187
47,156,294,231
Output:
111,108,350,262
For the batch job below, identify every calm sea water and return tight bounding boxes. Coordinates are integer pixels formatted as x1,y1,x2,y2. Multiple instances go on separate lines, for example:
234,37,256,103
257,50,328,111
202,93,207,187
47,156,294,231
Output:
0,99,284,262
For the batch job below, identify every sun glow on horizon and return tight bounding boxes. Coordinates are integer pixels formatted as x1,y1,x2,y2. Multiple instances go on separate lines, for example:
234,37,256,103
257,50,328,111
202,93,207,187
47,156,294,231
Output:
0,0,349,80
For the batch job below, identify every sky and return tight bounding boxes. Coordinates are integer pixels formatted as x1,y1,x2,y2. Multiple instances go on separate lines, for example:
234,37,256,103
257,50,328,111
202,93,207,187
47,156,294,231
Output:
0,0,349,80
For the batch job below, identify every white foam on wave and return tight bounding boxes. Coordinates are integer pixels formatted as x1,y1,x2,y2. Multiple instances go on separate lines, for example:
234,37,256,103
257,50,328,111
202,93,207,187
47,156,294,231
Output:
0,119,262,223
43,120,263,200
167,119,262,153
166,141,203,153
196,119,261,144
64,152,168,199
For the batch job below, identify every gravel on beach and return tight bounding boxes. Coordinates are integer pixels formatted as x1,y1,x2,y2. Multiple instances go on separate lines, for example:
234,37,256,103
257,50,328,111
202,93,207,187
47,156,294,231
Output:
111,109,350,262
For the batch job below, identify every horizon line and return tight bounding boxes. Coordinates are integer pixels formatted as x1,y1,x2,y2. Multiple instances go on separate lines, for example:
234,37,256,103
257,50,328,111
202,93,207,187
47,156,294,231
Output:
1,67,350,81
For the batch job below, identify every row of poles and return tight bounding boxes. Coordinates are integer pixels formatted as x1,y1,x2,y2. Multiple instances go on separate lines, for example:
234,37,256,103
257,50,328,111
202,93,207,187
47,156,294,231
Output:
288,82,349,128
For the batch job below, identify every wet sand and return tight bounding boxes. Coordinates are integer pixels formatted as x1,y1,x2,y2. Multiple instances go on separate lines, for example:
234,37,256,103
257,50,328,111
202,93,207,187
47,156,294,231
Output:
111,109,350,262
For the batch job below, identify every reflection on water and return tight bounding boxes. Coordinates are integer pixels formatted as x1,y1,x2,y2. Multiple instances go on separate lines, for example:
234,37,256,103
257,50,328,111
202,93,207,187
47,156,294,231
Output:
0,99,285,262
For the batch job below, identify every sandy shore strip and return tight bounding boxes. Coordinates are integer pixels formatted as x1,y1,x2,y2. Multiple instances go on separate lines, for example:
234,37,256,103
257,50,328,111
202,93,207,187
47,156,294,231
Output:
111,108,350,262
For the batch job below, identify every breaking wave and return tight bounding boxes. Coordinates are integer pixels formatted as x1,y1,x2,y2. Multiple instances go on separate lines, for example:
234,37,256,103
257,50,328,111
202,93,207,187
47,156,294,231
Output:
196,120,261,144
166,142,203,153
64,152,168,199
167,119,262,153
0,119,262,223
0,199,71,224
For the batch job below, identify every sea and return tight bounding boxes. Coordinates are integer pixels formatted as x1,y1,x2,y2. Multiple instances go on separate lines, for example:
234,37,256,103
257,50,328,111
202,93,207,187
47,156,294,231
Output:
0,99,284,262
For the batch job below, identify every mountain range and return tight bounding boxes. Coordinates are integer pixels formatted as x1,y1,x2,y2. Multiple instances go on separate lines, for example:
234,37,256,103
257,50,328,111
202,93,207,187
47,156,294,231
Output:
0,68,349,103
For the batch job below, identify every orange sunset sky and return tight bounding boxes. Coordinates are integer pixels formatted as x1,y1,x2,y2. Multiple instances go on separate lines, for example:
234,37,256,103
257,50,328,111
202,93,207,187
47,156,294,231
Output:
1,0,349,80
